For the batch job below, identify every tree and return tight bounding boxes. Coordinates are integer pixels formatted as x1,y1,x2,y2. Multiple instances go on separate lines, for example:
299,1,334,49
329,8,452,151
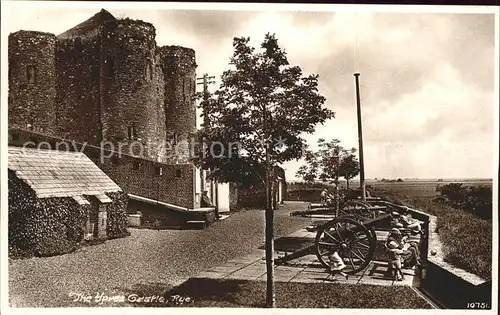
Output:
193,34,334,307
338,148,360,190
296,138,360,211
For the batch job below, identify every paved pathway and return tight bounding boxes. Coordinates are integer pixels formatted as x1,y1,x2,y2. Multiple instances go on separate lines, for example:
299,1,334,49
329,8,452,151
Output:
194,227,420,287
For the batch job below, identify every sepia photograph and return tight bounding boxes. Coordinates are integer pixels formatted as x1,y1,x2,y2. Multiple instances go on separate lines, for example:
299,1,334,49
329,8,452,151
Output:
0,1,498,313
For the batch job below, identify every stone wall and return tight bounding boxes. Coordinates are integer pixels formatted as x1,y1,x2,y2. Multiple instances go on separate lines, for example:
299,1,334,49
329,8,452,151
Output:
420,214,491,309
56,36,101,144
99,19,165,159
158,45,197,163
8,31,57,134
96,153,197,209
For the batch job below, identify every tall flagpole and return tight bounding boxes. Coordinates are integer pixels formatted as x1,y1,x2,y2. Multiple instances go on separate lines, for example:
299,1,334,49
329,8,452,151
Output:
354,73,366,201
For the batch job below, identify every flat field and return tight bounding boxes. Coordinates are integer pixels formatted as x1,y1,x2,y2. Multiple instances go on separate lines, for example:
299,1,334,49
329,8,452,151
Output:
360,179,492,198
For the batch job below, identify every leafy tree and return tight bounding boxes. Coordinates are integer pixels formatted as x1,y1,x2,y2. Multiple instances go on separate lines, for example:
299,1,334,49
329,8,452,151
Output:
338,148,360,189
296,138,359,188
193,33,334,307
296,138,360,213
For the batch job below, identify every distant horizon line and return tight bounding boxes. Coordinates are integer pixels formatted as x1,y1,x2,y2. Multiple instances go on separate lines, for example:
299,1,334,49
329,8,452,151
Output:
288,177,494,183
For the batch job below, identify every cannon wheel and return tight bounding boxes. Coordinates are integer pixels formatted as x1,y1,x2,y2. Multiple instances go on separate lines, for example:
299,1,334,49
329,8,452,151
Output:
315,216,377,275
341,214,377,240
340,200,377,220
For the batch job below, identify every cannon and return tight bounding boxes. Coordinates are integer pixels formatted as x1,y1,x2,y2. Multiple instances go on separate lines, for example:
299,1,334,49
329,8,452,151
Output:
276,213,392,275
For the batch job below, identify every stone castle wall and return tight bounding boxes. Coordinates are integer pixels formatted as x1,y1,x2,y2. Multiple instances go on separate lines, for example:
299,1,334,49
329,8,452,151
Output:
8,16,199,209
56,35,101,144
8,18,197,162
8,31,57,135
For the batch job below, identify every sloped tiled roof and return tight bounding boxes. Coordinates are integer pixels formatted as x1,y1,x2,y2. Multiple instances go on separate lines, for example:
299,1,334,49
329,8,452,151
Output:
8,146,121,199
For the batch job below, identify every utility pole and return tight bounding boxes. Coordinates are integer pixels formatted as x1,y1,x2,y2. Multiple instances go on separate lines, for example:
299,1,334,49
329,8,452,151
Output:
196,73,216,210
197,73,216,127
354,73,366,201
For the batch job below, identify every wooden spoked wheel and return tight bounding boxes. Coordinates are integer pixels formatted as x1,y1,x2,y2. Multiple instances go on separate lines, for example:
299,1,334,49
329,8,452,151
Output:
340,200,377,220
315,216,377,275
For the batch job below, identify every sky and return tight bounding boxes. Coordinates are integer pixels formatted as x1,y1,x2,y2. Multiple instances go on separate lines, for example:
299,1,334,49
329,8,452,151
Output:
2,2,498,180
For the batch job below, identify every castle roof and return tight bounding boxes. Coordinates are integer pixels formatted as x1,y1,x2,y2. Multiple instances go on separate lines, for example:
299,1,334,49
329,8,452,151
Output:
57,9,116,40
8,146,121,203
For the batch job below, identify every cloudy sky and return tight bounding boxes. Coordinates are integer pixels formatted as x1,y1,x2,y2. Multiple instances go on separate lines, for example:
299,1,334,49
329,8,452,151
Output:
3,2,497,180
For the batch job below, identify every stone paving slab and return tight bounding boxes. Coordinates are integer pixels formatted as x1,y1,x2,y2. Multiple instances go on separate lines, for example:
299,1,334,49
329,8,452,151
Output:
196,271,229,279
208,265,245,274
259,269,303,283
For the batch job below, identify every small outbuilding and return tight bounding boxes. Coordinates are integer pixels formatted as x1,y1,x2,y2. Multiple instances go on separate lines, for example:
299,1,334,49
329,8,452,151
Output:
8,146,129,257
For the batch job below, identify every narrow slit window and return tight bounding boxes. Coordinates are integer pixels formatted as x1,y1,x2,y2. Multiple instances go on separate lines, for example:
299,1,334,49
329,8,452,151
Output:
154,166,163,176
145,60,153,81
128,124,138,139
26,65,36,83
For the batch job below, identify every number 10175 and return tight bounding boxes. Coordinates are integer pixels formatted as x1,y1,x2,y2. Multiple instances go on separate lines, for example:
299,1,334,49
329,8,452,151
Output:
467,302,489,309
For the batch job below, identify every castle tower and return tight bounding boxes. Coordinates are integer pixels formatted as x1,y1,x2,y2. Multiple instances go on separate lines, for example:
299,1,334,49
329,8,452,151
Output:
55,9,115,145
99,19,166,159
8,31,57,134
159,46,197,163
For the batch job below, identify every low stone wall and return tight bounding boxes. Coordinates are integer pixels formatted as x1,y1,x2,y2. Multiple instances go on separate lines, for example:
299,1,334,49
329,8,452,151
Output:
420,214,491,309
127,199,216,230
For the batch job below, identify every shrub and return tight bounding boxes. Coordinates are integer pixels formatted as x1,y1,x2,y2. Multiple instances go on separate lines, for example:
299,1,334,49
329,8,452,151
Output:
8,171,130,257
8,170,87,257
106,191,130,239
436,183,492,220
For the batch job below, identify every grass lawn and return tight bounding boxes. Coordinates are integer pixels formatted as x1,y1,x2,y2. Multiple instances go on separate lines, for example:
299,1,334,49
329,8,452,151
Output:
372,188,492,280
124,278,433,308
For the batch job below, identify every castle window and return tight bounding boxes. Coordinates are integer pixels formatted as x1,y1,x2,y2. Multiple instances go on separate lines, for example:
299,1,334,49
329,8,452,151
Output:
183,79,186,102
26,65,36,84
175,169,182,178
145,60,153,81
171,132,178,145
154,166,163,176
105,56,114,77
127,124,138,140
133,161,140,170
165,56,178,75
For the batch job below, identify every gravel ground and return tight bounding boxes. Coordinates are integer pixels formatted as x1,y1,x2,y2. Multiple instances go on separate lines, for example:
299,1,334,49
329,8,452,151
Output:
8,202,310,307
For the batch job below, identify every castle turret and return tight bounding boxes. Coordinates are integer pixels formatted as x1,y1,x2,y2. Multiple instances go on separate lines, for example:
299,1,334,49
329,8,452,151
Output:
99,19,166,159
8,31,57,134
159,46,197,162
55,9,116,145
